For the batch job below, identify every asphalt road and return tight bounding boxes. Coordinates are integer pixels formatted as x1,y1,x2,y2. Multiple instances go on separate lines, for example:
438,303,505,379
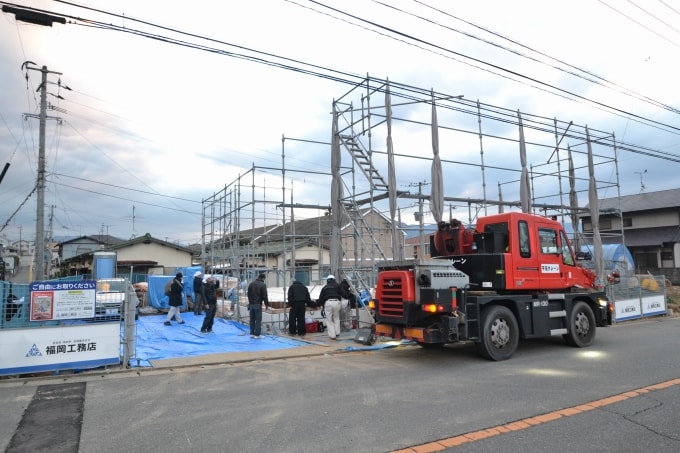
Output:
1,316,679,452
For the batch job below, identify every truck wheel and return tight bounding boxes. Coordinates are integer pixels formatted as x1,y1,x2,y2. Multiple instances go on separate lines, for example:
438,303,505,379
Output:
477,305,519,361
563,301,596,347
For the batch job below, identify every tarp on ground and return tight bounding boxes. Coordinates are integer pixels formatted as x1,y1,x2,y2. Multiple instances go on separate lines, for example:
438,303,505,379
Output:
128,313,306,367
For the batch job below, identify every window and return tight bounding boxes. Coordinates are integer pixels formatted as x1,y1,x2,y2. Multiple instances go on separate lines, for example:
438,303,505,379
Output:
539,228,559,254
518,221,531,258
484,222,509,252
560,231,575,266
623,217,632,227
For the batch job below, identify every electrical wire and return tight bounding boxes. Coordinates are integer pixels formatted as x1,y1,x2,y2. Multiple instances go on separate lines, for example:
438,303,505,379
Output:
3,0,680,235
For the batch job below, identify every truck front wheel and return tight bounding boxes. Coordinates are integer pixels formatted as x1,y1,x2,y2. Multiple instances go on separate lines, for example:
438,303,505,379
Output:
563,301,596,347
477,305,519,361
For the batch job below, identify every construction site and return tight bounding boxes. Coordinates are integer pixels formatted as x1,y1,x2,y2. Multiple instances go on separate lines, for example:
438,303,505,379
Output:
198,75,623,297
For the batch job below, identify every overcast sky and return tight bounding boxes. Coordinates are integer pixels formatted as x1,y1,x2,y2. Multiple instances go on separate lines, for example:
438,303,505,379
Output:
1,0,679,246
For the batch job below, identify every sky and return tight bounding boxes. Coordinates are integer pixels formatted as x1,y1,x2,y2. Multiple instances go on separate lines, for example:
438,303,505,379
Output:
1,0,679,247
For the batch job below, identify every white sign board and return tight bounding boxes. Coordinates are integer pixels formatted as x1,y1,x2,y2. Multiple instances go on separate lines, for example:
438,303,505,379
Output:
641,294,666,317
0,323,120,376
613,298,642,321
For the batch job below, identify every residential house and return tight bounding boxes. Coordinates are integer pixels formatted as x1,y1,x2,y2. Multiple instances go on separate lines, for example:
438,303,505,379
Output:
205,207,400,288
60,233,195,279
59,235,124,261
581,187,680,282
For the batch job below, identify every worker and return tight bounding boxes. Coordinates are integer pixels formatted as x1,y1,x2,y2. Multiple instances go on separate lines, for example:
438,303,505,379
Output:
317,274,343,340
193,271,204,315
247,273,270,338
340,277,359,331
287,279,311,336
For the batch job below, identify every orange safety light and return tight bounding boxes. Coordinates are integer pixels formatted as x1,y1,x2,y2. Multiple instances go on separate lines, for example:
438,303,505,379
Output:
422,304,445,313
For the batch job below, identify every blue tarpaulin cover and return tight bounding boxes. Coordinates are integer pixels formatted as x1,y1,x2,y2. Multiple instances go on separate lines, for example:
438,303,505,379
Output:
147,266,230,310
129,313,305,367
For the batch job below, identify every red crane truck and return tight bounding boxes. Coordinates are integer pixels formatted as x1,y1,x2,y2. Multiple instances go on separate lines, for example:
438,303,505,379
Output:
372,212,613,360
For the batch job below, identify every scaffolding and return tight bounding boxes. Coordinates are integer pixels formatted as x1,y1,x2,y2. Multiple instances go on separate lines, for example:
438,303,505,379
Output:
201,75,622,294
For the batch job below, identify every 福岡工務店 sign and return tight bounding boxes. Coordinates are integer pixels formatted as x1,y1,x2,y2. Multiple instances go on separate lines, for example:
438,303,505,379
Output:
29,280,97,321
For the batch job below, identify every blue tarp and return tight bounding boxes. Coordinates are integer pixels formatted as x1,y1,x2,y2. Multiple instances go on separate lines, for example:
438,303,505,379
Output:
580,244,635,272
128,313,306,367
147,266,203,310
175,265,203,298
147,275,184,309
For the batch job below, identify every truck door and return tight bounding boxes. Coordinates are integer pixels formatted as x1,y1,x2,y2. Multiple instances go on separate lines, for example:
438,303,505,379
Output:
537,226,565,289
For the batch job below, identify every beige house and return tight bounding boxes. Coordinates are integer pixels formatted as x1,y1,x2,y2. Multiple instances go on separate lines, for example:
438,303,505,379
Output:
60,233,195,278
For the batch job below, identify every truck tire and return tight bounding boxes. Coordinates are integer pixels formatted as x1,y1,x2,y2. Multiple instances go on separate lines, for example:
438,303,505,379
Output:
477,305,519,361
563,301,596,347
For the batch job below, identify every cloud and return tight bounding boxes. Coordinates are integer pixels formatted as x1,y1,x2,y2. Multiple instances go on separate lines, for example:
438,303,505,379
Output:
1,0,679,248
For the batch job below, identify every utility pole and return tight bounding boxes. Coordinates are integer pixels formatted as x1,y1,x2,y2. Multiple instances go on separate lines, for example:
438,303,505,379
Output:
418,181,424,259
47,204,55,278
23,62,62,281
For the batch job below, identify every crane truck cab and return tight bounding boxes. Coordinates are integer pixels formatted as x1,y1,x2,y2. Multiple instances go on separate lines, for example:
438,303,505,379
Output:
431,212,598,292
373,212,612,361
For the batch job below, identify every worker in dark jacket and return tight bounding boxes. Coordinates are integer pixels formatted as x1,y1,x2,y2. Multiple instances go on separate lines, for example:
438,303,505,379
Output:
247,273,270,338
200,276,218,333
193,271,204,315
317,274,343,340
287,280,311,336
164,273,185,326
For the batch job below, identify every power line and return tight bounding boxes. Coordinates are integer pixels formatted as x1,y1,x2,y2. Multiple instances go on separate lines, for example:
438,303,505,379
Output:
7,0,679,132
306,0,680,133
50,172,201,203
3,0,680,238
598,0,680,48
406,0,680,114
48,180,201,215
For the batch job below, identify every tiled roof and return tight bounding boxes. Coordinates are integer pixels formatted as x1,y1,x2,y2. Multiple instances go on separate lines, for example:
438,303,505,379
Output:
59,234,124,246
604,226,680,247
594,188,680,212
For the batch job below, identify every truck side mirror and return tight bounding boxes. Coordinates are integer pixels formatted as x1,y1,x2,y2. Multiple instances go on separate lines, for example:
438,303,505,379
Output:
607,271,621,284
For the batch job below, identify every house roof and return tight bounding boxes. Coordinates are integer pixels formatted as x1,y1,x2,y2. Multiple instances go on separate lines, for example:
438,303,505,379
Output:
107,233,195,254
591,188,680,213
62,233,195,264
263,215,336,240
248,238,325,255
59,234,124,246
220,207,390,246
606,226,680,247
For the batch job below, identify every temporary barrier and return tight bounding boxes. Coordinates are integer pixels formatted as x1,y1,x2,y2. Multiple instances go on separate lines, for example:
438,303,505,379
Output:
607,274,667,322
0,278,137,376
